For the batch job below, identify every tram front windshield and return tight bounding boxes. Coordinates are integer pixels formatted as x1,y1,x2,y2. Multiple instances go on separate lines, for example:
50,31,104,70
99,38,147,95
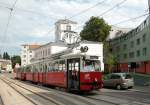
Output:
82,60,101,71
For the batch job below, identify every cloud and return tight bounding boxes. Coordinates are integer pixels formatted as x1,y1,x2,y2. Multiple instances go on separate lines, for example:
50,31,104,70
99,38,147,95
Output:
0,0,148,54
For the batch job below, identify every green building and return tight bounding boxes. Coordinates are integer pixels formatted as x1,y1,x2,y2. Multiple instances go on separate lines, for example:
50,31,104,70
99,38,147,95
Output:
109,16,150,74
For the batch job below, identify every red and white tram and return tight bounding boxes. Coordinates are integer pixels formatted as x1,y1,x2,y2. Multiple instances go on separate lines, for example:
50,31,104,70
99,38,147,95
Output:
15,54,103,92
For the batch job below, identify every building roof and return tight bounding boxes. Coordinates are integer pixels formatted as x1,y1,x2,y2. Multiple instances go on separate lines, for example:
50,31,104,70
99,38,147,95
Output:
21,44,41,50
29,45,41,50
0,59,11,63
55,19,77,24
33,41,68,51
107,26,132,40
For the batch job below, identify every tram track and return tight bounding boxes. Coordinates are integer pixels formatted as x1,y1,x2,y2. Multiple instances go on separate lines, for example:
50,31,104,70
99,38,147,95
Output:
1,76,95,105
94,90,150,105
0,77,64,105
3,76,119,105
5,75,149,105
0,78,38,105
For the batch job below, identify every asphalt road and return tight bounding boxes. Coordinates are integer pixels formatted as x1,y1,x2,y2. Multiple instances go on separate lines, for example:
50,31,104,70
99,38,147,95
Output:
1,73,150,105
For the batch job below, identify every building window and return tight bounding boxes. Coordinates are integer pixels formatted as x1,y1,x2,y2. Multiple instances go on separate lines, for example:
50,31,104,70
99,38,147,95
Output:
117,55,120,61
129,52,134,58
23,60,26,62
123,44,127,50
116,46,120,52
130,41,134,47
30,51,32,53
24,55,26,58
124,54,127,59
143,34,146,42
66,25,71,31
143,48,147,56
24,46,26,48
137,38,140,45
30,55,32,58
136,50,140,57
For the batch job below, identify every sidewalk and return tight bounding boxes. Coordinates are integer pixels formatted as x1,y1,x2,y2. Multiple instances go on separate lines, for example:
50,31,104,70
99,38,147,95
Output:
133,73,150,86
133,86,150,94
0,79,34,105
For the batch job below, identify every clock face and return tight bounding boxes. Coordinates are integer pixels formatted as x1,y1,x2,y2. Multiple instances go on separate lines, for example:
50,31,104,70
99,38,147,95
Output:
62,33,69,41
62,32,80,43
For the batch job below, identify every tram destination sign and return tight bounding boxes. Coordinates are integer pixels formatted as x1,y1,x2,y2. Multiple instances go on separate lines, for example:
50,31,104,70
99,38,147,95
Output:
90,56,99,59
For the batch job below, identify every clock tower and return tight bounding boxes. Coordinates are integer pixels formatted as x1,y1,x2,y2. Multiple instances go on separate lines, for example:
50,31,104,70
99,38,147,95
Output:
55,19,79,44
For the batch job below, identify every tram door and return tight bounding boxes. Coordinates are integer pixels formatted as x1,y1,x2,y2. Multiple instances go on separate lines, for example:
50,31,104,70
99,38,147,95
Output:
67,58,80,91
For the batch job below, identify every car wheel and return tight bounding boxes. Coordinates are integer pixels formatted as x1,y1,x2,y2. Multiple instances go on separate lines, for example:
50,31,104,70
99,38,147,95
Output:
116,84,121,90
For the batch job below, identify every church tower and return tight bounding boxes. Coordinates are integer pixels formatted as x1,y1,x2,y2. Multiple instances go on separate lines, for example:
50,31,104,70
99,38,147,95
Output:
55,19,79,44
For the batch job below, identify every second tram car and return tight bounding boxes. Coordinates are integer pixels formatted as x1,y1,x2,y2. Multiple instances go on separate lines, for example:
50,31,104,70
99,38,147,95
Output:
15,54,103,92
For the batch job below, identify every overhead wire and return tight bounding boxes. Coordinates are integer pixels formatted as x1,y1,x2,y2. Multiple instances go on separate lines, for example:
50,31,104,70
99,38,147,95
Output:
45,0,107,36
98,0,127,17
113,13,149,26
0,2,58,20
68,0,106,19
3,0,18,42
1,0,18,54
73,0,128,31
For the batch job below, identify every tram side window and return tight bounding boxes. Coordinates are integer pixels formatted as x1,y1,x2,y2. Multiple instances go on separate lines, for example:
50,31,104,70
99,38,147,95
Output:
59,60,66,71
75,62,79,71
50,63,55,71
45,64,48,72
94,61,101,71
63,63,66,71
82,60,101,71
26,66,31,72
40,64,42,72
35,65,38,72
48,63,51,71
54,62,59,71
59,62,63,71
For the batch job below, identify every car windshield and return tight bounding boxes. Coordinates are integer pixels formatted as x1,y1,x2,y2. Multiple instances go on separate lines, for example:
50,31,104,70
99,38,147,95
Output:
123,74,133,79
82,60,101,71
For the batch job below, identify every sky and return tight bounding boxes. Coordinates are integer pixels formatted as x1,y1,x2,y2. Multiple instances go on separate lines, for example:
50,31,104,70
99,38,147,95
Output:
0,0,149,55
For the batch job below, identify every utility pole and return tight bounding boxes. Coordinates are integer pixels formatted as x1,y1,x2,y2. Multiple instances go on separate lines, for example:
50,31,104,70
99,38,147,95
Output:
148,0,150,14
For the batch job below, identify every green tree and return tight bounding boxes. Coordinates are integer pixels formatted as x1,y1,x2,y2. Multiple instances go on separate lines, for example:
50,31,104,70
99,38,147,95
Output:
3,52,10,60
80,16,111,42
11,55,21,69
104,42,118,73
0,54,2,59
3,52,6,59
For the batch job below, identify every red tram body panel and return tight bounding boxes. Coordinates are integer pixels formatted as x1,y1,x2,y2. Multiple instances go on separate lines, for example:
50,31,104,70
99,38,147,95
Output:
16,73,21,79
80,72,102,91
38,72,43,84
33,72,39,83
46,72,66,88
21,73,26,80
26,72,33,81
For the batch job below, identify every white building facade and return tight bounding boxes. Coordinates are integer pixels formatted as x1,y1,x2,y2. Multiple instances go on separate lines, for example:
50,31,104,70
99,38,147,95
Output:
21,44,41,66
0,59,12,72
33,42,68,62
55,19,79,44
